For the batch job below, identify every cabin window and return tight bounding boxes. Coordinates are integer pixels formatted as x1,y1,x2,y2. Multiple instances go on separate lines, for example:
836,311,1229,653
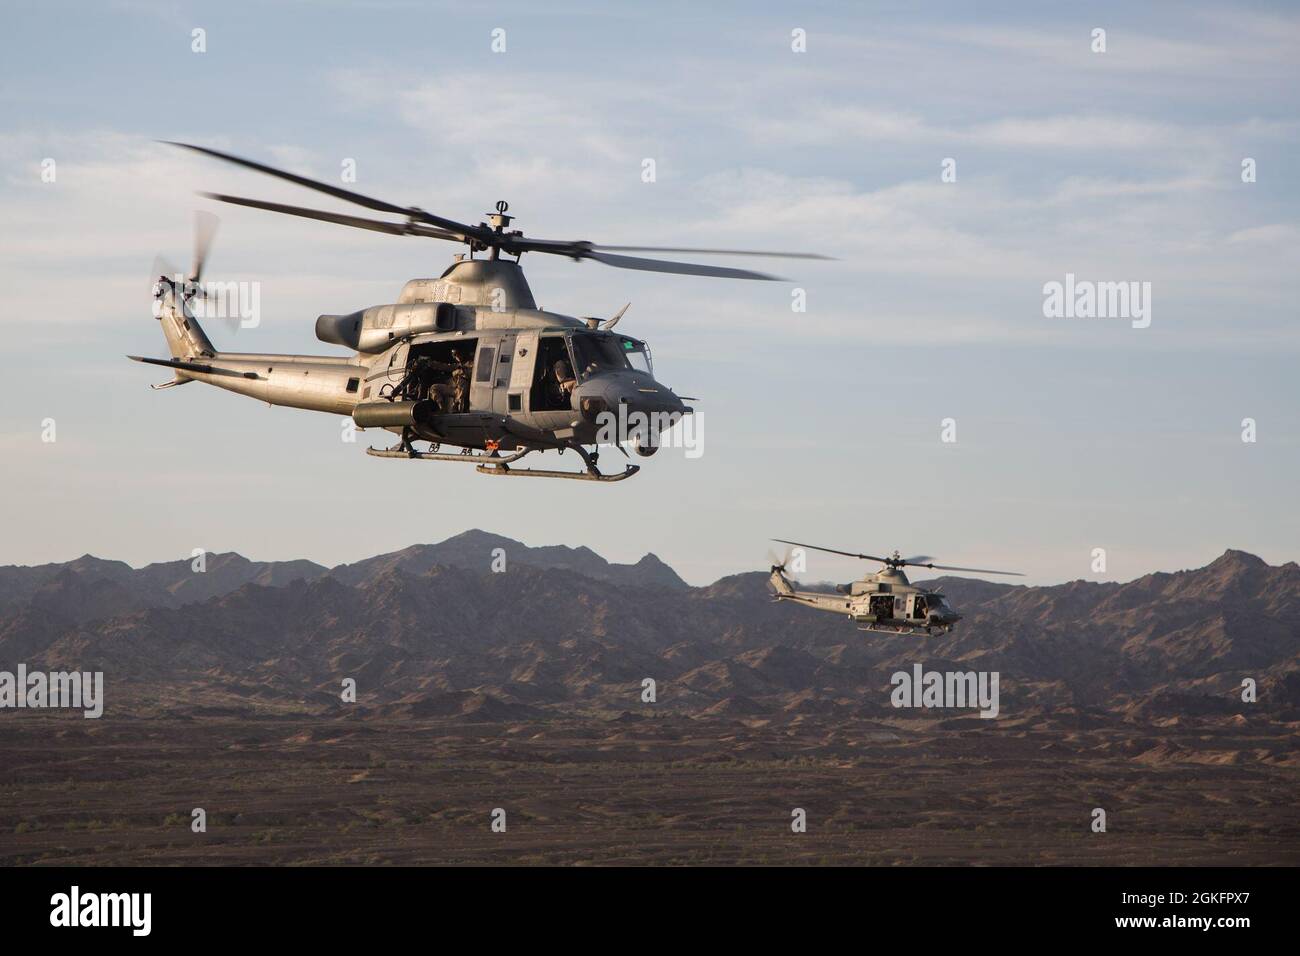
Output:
475,347,496,382
508,393,522,412
345,377,360,394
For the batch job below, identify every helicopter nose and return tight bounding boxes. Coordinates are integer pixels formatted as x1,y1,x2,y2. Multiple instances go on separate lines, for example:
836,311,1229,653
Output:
576,372,686,422
619,380,687,417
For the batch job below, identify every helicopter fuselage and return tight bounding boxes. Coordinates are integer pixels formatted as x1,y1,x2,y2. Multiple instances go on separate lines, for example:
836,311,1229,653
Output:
135,259,690,468
769,565,962,634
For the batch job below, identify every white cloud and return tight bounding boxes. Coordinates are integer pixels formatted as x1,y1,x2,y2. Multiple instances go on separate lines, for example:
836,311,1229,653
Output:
1226,223,1300,245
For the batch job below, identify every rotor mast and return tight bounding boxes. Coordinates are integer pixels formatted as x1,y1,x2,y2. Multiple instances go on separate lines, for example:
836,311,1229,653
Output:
485,200,514,261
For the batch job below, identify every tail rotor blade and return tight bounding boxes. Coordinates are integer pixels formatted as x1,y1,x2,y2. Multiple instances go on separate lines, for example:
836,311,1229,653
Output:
150,255,181,295
766,545,796,572
189,210,219,284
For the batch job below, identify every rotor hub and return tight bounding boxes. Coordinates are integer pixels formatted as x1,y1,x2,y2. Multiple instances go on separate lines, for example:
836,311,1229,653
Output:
487,200,514,232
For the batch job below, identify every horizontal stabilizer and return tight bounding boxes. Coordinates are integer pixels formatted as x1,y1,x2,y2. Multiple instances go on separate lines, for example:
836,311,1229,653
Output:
128,355,259,380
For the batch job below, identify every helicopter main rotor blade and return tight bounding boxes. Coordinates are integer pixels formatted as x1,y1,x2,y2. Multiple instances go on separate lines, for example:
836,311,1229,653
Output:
909,561,1024,577
771,539,890,564
597,245,833,261
508,236,786,279
503,236,784,279
200,192,462,241
165,142,488,244
584,250,781,281
168,142,828,278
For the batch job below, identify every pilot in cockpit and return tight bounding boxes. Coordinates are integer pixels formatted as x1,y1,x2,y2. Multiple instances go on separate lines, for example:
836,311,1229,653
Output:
552,357,576,403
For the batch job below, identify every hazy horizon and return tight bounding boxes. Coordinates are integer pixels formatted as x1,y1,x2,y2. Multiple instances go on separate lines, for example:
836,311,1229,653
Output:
0,527,1277,590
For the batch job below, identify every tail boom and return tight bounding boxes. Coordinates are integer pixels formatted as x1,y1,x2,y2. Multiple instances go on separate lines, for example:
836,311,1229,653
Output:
769,567,853,615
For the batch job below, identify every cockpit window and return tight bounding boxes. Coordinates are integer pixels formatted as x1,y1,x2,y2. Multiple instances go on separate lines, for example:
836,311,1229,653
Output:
620,337,653,375
569,333,631,378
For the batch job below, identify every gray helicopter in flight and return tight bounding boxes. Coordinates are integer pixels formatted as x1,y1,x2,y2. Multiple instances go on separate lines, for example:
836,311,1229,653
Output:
768,539,1023,635
131,142,826,481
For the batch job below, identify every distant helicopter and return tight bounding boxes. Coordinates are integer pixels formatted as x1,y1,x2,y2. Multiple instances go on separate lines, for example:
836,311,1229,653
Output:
768,539,1023,635
130,142,826,482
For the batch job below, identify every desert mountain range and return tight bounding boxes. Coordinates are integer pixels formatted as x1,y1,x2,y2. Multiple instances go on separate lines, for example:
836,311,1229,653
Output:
1,532,1296,722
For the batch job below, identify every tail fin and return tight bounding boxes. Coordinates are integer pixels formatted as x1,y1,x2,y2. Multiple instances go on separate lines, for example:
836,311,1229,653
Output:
769,565,795,597
153,275,217,361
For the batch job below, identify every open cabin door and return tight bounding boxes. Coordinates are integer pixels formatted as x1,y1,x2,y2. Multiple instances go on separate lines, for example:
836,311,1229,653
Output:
367,340,408,402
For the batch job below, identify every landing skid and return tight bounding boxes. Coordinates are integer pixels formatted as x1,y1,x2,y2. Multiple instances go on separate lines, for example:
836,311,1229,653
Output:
476,462,639,482
856,622,950,637
365,441,638,482
366,446,530,465
475,441,639,482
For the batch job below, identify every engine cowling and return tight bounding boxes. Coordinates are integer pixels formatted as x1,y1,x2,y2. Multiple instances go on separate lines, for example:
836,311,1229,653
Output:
316,302,458,352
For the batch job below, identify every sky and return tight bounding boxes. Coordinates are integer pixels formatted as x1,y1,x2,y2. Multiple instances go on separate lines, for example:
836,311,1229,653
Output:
1,0,1297,586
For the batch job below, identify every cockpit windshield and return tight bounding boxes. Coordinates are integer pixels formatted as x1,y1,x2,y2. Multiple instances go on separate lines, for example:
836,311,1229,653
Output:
621,337,652,375
568,333,629,378
567,332,655,380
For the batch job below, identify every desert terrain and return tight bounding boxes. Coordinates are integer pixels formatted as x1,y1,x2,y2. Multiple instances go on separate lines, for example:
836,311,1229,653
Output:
1,533,1296,865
